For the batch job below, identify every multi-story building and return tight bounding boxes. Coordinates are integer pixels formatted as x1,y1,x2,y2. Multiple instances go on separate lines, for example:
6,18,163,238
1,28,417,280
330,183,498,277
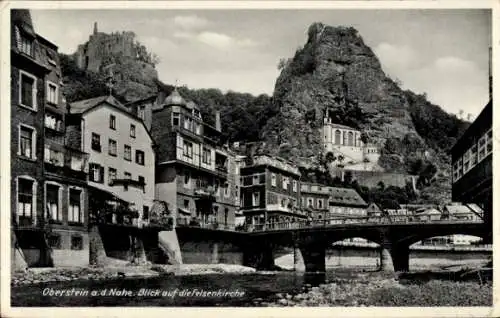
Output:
69,95,155,224
327,187,368,219
151,89,238,229
125,94,156,131
450,100,492,231
239,155,304,229
299,183,330,220
11,9,90,267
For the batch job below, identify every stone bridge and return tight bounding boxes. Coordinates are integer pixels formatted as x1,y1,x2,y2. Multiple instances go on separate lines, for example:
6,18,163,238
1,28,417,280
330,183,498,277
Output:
176,218,489,273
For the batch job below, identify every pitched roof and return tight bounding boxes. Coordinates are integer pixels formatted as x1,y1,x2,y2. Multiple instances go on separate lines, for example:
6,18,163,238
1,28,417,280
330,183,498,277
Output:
70,95,128,114
328,187,367,207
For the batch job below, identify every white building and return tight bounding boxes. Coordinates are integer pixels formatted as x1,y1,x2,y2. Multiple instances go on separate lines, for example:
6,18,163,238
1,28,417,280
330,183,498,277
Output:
70,95,155,221
322,119,380,166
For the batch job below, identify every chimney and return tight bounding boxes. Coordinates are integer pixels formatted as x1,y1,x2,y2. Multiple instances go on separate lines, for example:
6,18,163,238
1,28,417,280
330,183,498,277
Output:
489,46,492,101
215,111,221,132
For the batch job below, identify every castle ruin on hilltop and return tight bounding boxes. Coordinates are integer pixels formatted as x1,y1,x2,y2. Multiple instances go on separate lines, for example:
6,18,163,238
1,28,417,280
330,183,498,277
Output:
74,22,155,73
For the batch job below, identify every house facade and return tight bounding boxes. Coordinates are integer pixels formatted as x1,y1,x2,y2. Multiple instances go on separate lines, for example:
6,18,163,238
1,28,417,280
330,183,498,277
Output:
70,95,155,224
151,89,238,229
328,187,368,219
239,155,304,229
11,9,90,268
299,183,330,220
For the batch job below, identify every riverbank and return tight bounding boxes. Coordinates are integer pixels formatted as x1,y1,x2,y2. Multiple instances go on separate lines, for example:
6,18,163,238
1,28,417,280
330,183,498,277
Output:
11,264,257,287
260,272,492,307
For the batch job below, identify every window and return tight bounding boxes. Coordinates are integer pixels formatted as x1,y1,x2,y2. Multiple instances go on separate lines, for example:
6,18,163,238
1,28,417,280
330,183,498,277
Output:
308,198,313,208
138,106,145,120
318,199,323,209
282,177,289,190
108,139,117,156
224,182,230,197
19,71,36,110
71,236,83,250
335,130,341,145
184,116,193,131
184,170,191,188
124,172,131,180
138,175,145,193
224,208,228,226
19,125,35,159
135,150,145,165
109,115,116,130
130,124,136,138
183,141,193,158
15,26,34,56
124,145,131,161
46,81,58,104
252,192,260,206
108,168,117,185
470,144,478,166
172,112,180,126
215,180,220,197
281,198,287,207
292,180,298,192
194,122,201,135
143,206,149,220
68,188,83,224
202,148,211,164
271,173,277,187
89,163,104,183
184,200,190,209
48,234,61,249
46,183,61,222
91,133,101,152
17,177,35,223
253,175,260,185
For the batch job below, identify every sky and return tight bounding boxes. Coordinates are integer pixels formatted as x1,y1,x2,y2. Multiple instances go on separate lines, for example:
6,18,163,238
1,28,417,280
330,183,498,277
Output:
31,9,492,118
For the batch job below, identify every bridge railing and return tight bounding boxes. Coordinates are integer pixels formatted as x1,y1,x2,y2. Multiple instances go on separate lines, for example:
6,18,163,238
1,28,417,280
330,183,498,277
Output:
249,216,484,232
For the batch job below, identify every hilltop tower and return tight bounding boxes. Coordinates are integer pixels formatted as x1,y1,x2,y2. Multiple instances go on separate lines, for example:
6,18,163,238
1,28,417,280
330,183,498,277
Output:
93,22,98,35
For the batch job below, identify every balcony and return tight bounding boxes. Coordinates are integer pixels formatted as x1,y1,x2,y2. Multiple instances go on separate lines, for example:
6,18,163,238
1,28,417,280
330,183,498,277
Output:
44,144,89,180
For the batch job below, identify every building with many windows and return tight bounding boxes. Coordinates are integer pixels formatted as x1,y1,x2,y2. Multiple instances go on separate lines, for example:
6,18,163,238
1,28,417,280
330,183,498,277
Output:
450,100,492,232
300,183,330,220
239,155,304,229
11,9,90,268
69,95,156,224
151,89,238,229
327,187,368,219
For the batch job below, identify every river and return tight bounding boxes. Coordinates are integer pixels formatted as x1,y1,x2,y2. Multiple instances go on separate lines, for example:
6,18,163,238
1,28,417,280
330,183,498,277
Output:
11,250,490,307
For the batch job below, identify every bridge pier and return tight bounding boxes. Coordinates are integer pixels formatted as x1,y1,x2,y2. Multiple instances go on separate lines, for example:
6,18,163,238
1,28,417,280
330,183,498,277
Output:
379,244,410,272
293,247,305,272
243,243,275,270
390,245,410,272
299,244,326,272
379,247,393,272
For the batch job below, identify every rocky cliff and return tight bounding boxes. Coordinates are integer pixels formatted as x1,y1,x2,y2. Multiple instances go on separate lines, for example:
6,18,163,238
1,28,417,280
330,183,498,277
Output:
262,22,467,173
